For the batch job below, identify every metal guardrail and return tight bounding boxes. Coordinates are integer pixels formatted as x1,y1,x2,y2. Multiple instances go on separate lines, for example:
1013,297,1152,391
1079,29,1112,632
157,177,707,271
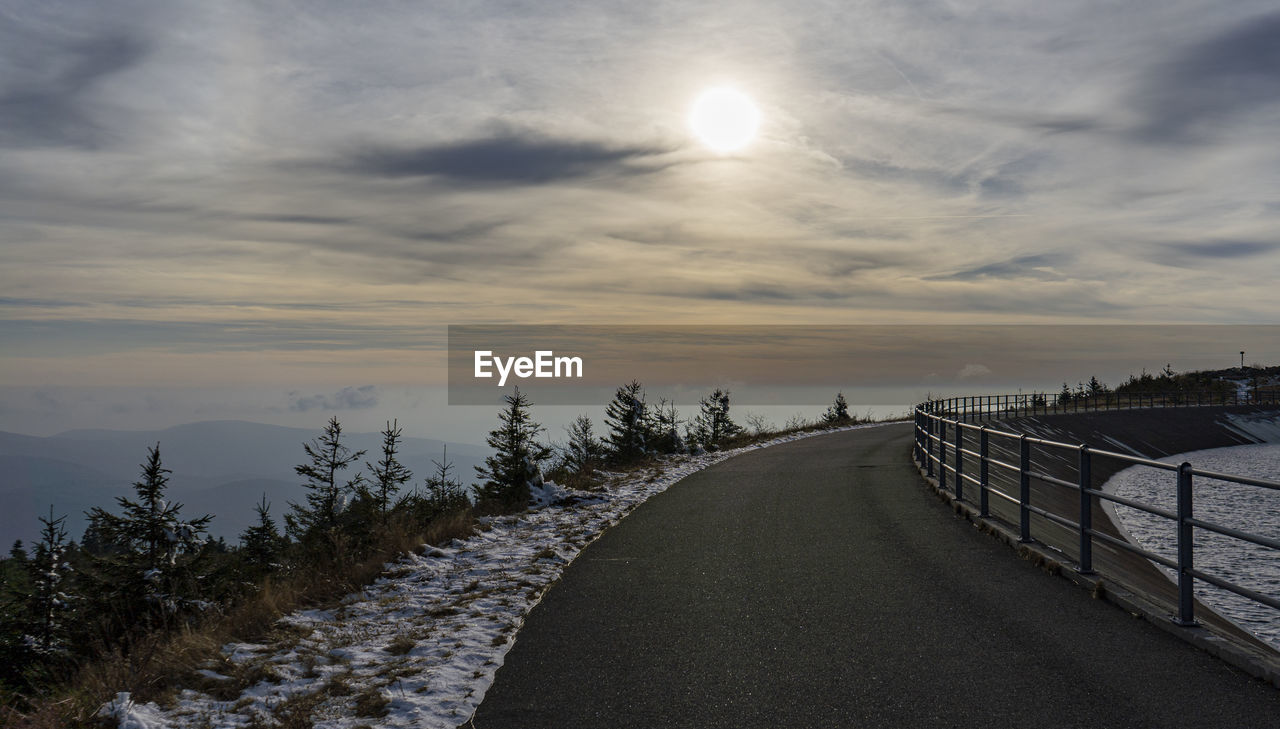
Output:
920,388,1280,423
913,393,1280,628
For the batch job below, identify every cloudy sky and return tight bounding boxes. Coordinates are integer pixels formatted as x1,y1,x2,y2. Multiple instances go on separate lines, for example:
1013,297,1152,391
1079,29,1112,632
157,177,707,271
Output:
2,1,1279,438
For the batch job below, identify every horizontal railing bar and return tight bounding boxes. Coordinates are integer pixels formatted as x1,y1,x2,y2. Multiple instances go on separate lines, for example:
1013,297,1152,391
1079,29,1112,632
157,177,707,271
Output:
960,473,981,487
1186,518,1280,552
1027,470,1080,491
921,415,1189,471
1087,529,1180,570
1024,503,1079,531
986,487,1020,506
1189,469,1280,491
1187,568,1280,612
1086,489,1179,521
988,458,1020,473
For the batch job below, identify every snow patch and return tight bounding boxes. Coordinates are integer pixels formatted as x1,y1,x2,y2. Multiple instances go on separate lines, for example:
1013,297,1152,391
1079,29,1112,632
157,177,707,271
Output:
98,693,168,729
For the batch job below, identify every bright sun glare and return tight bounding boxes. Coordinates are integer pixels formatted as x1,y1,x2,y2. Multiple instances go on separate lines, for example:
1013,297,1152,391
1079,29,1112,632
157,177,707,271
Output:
689,87,761,153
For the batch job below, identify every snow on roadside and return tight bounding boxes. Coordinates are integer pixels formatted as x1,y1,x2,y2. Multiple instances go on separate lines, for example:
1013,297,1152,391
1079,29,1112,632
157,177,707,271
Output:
105,423,888,729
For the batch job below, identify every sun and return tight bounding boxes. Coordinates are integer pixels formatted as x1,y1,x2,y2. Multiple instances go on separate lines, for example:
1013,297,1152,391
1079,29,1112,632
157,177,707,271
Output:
689,87,761,153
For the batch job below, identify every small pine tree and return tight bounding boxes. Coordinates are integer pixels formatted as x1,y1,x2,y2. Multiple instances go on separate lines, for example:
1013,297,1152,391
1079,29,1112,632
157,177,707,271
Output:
423,447,469,513
1057,382,1072,407
474,388,552,508
84,444,211,625
604,381,649,463
365,420,413,526
27,507,72,654
563,415,607,474
240,495,285,571
823,392,852,424
692,389,742,448
647,399,685,454
1088,376,1106,396
285,417,367,545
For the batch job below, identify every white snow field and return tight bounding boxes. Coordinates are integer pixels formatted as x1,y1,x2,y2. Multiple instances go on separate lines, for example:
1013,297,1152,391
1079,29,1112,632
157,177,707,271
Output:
99,423,887,729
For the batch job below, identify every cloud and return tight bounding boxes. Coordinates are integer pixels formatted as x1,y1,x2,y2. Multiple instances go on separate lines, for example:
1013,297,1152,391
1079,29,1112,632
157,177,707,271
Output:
0,31,146,148
938,105,1103,137
336,134,671,186
1163,240,1280,259
240,214,354,226
957,363,992,380
924,254,1068,282
1132,12,1280,143
288,386,379,413
1148,239,1280,270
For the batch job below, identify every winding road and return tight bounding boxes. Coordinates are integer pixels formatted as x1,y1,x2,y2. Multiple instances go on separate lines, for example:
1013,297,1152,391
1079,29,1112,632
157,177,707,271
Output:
469,423,1280,728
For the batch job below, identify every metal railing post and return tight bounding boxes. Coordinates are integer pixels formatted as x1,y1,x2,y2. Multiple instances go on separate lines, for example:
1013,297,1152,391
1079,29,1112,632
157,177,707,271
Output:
1175,462,1196,626
926,415,935,478
939,419,948,491
979,426,990,517
1078,445,1094,574
1019,434,1032,542
954,423,964,501
913,410,921,463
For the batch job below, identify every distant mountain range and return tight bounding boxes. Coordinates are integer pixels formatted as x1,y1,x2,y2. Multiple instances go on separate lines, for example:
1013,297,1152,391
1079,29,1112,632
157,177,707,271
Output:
0,421,489,549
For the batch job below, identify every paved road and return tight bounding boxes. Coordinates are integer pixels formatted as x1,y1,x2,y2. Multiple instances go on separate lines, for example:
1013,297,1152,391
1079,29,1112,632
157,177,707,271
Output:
469,424,1280,728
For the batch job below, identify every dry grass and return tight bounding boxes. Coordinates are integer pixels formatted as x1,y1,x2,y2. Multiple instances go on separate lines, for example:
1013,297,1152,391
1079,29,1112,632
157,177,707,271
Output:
6,508,480,729
352,687,390,718
384,634,417,656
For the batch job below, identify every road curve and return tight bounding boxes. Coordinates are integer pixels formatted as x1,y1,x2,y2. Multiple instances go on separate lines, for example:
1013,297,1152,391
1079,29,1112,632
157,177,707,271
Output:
469,423,1280,728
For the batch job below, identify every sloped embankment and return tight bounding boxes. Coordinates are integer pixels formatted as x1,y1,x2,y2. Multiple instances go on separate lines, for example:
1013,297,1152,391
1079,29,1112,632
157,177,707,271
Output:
1001,405,1280,482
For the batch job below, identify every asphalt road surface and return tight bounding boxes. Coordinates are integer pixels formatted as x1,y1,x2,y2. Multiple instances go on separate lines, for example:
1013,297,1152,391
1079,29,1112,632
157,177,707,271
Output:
469,423,1280,728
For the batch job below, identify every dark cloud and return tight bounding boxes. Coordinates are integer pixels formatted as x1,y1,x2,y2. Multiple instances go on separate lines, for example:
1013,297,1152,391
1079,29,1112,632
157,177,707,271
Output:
0,32,146,148
1133,12,1280,143
241,214,354,226
337,134,670,186
1162,240,1280,259
0,297,81,308
0,319,436,356
288,386,379,413
924,254,1067,282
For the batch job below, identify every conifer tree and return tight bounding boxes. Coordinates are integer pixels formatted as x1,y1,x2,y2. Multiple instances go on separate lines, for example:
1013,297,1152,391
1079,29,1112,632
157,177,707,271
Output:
286,417,366,544
604,380,649,463
563,415,607,474
27,507,71,654
365,420,412,526
84,444,211,623
423,446,469,513
240,495,285,571
1057,382,1073,407
647,399,686,454
474,388,552,507
823,392,852,424
692,388,742,448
